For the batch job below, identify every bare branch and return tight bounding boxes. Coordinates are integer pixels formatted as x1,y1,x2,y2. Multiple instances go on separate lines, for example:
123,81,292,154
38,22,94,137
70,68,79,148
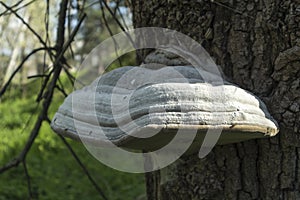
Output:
27,74,49,79
117,6,129,30
0,0,24,16
20,103,40,135
56,77,68,97
100,0,126,32
55,85,68,97
113,0,121,16
100,0,122,66
0,2,51,52
23,161,33,198
36,12,86,102
0,2,111,199
0,0,86,175
58,134,108,200
0,47,54,98
36,69,53,102
11,0,37,15
63,65,76,86
99,0,142,61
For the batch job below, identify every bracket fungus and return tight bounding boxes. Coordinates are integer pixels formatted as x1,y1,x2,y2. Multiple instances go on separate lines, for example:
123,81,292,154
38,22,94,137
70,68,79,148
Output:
51,64,279,155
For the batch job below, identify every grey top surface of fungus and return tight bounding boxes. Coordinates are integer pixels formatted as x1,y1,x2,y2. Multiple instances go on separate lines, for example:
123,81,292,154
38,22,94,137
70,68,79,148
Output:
51,65,279,152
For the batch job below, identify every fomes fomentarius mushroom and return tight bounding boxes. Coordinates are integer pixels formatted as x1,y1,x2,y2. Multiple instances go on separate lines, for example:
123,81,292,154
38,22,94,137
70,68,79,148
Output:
51,63,279,155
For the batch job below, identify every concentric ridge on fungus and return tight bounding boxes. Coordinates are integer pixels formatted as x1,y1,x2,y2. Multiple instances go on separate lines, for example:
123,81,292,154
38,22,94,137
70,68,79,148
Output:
51,65,279,152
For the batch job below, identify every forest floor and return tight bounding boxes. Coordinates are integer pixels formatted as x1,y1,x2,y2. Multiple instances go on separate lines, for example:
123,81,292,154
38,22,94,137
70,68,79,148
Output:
0,79,145,200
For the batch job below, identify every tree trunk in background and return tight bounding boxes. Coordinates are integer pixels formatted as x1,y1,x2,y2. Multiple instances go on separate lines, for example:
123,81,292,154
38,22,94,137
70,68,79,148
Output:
132,0,300,199
3,12,29,85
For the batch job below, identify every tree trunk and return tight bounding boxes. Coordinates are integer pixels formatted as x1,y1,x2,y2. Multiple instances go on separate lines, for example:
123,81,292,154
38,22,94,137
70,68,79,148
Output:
3,12,29,85
132,0,300,199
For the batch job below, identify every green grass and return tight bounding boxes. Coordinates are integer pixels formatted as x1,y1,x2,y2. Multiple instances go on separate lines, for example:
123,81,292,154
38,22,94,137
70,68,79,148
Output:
0,77,145,200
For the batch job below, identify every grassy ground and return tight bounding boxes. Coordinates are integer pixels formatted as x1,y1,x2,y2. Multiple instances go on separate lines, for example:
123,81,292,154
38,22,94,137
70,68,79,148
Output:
0,78,145,200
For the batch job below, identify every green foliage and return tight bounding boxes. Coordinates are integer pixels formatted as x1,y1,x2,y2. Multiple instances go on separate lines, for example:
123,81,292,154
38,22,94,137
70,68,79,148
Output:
0,1,141,198
0,78,145,200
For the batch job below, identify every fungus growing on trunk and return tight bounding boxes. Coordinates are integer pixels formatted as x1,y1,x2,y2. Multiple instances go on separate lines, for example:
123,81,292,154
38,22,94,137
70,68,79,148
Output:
51,65,279,155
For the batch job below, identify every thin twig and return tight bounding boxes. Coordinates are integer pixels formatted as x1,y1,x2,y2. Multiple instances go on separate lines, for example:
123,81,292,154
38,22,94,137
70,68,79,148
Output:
0,2,52,54
36,13,86,102
0,110,44,173
20,103,40,135
84,0,98,9
23,161,33,198
0,1,55,91
11,0,37,15
56,77,68,97
27,74,49,79
113,0,120,16
36,69,53,102
100,0,126,32
0,0,82,174
62,65,86,89
0,47,54,98
0,0,23,16
0,3,106,200
125,0,132,10
100,0,141,59
55,13,87,67
40,0,51,104
55,85,68,97
117,6,129,31
63,66,76,87
58,134,109,200
100,0,122,67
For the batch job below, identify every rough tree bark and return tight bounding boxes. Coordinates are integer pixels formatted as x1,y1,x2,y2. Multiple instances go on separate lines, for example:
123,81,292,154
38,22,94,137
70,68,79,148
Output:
132,0,300,199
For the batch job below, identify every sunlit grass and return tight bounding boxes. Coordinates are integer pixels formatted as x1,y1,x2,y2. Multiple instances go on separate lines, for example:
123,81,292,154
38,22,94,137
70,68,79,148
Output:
0,77,145,200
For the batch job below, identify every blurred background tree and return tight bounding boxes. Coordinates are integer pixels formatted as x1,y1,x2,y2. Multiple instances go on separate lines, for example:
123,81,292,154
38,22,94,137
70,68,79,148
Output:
0,0,143,199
